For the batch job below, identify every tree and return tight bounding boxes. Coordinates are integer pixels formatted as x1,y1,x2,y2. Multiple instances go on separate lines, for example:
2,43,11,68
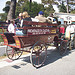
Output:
41,0,58,4
16,0,54,17
58,1,67,13
15,0,29,17
16,1,44,17
71,9,75,14
0,13,7,21
44,5,55,17
59,0,75,13
7,0,16,20
3,1,11,13
1,0,55,21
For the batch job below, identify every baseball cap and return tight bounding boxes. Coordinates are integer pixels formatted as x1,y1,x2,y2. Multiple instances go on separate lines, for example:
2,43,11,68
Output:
38,11,44,15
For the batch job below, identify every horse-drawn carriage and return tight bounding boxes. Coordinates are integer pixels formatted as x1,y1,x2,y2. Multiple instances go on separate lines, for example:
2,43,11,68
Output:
0,21,75,68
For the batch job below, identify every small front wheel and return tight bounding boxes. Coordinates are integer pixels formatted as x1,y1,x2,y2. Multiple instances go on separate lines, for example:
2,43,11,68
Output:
30,41,47,68
6,46,23,60
59,41,67,55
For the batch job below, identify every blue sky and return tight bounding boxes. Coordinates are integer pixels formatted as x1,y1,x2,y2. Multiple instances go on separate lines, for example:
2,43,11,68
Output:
0,0,41,13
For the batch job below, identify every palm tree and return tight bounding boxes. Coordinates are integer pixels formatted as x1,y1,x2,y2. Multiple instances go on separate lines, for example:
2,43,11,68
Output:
7,0,16,20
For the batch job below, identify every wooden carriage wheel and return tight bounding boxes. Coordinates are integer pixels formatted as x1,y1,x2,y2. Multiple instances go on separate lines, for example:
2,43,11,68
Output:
73,37,75,48
67,37,75,50
30,41,47,68
6,46,23,60
71,36,75,49
59,41,67,55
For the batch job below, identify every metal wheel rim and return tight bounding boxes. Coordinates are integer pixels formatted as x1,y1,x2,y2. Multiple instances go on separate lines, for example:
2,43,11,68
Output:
59,41,67,55
6,46,23,60
30,41,47,68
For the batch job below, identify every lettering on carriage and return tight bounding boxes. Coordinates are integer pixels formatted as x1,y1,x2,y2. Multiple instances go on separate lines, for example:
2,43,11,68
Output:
51,29,56,33
27,29,50,35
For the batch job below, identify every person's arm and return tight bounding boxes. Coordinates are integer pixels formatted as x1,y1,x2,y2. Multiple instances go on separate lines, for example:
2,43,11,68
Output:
20,19,23,27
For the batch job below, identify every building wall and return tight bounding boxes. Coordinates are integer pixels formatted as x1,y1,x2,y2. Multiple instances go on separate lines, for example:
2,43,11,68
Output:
54,13,75,24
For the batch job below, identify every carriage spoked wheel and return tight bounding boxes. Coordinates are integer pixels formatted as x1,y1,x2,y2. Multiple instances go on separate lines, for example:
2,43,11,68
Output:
30,41,47,68
71,37,75,49
59,41,67,55
73,37,75,48
6,46,23,60
67,37,75,50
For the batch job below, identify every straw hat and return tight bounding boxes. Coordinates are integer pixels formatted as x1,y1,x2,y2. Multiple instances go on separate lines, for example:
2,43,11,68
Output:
23,11,30,18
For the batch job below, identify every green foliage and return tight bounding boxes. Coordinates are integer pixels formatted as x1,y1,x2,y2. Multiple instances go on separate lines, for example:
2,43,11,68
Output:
0,1,10,21
0,13,7,21
44,5,55,17
16,0,55,18
16,1,45,17
3,6,10,13
68,0,75,5
1,0,55,20
71,9,75,14
6,1,11,5
2,1,10,13
42,0,55,4
58,1,67,13
29,2,44,17
0,35,3,42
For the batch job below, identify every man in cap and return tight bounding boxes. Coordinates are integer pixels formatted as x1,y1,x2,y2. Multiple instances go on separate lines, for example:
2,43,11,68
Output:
35,11,47,23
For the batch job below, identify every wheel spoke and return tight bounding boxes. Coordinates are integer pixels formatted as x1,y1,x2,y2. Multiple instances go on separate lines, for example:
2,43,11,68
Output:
59,41,67,55
6,46,23,60
30,41,47,68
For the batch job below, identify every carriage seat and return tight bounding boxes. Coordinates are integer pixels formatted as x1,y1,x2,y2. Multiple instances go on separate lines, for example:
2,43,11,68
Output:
4,33,15,44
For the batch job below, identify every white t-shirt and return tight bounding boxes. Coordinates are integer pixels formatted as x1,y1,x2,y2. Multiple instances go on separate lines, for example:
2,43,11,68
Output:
66,25,75,33
31,18,39,22
8,23,15,33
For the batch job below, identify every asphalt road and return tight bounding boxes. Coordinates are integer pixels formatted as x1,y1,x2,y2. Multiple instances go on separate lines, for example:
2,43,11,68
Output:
0,47,75,75
0,46,6,56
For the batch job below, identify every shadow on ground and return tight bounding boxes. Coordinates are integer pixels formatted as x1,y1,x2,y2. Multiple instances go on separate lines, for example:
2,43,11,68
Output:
12,48,75,69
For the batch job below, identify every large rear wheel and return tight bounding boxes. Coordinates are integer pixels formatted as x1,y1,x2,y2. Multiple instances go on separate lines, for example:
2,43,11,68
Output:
30,41,47,68
59,41,67,55
71,37,75,49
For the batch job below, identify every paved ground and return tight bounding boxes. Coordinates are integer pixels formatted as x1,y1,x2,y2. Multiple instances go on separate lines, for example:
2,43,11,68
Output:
0,47,75,75
0,46,6,56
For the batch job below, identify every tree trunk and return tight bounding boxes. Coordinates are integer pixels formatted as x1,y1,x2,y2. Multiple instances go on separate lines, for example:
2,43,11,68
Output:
7,0,16,20
30,0,32,11
67,0,69,13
